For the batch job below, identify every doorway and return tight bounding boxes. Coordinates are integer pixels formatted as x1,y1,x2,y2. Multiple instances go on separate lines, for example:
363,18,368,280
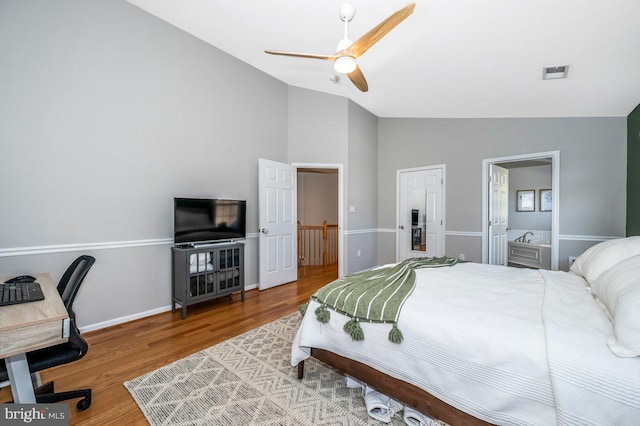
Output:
258,160,343,290
482,151,560,270
294,163,343,278
396,165,446,261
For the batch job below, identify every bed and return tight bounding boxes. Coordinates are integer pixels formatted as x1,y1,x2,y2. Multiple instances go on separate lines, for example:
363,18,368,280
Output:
291,237,640,425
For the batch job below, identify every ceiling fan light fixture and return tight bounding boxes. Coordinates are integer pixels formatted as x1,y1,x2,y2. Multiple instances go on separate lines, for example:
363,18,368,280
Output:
264,3,415,92
334,56,356,74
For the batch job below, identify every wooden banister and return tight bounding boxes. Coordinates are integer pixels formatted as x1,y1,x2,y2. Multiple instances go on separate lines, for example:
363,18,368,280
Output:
298,220,338,267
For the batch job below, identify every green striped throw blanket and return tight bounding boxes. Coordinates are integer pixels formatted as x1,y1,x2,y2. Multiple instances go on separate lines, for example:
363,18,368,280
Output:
304,256,459,343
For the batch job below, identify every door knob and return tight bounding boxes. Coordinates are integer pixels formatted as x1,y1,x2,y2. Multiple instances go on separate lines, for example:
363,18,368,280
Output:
261,228,269,234
399,225,405,230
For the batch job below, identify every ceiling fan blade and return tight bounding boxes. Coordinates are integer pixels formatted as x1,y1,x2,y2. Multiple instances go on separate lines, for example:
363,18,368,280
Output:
264,50,336,61
348,65,369,92
346,3,415,58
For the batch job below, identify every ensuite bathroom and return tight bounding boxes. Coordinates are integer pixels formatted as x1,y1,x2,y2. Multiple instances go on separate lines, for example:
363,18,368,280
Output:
501,160,553,270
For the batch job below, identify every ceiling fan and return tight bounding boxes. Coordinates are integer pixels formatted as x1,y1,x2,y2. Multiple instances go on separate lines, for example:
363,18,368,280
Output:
265,3,416,93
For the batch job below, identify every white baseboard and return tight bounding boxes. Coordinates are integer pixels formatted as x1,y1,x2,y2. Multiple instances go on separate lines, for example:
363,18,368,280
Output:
79,305,173,333
79,282,260,333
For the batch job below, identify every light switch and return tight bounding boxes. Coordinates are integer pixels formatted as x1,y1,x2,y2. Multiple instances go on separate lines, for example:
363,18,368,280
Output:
349,205,356,213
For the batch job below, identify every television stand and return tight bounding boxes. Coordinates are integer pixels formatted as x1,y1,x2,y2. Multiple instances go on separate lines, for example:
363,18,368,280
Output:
171,241,245,319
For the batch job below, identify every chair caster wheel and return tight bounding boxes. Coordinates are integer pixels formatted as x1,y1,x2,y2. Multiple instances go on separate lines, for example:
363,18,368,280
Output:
77,397,91,411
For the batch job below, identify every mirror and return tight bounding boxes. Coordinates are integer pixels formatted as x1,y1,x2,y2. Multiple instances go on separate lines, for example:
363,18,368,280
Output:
409,191,426,252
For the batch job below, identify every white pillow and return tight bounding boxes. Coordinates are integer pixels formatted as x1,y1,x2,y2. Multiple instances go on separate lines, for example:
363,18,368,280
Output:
570,236,640,284
591,254,640,357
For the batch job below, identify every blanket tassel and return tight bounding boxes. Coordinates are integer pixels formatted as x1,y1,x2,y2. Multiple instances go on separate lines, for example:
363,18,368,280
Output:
345,318,364,341
315,304,330,323
298,302,308,317
388,323,403,344
343,317,357,334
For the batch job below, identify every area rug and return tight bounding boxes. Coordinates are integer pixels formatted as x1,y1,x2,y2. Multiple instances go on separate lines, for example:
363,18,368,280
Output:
124,313,442,425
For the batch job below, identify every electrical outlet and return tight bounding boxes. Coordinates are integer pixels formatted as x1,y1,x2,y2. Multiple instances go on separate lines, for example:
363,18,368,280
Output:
459,254,465,260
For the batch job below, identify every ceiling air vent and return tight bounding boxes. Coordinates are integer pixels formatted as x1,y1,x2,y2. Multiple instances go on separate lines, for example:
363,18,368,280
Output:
542,65,569,80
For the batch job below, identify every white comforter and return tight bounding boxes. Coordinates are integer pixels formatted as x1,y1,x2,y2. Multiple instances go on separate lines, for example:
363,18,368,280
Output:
540,270,640,425
291,262,640,425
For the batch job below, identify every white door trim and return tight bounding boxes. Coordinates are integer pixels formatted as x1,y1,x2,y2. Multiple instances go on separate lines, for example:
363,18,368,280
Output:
293,162,344,278
481,150,560,270
396,164,446,262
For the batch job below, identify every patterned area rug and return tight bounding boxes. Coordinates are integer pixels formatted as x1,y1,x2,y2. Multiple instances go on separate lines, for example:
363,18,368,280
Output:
124,313,441,425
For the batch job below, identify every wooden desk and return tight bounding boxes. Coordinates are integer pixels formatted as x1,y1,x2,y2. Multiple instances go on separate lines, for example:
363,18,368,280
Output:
0,273,69,403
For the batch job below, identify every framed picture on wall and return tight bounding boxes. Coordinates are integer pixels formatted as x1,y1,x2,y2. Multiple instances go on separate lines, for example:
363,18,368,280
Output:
517,190,535,212
540,189,552,212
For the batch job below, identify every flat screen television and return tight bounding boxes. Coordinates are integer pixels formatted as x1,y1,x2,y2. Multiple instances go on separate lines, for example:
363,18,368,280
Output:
174,197,246,246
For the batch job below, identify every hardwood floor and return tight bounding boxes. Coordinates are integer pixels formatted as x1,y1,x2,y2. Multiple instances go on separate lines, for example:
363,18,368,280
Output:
1,265,337,425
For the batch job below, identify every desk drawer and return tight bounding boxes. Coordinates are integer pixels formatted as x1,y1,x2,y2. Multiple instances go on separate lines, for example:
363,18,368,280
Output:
0,320,67,359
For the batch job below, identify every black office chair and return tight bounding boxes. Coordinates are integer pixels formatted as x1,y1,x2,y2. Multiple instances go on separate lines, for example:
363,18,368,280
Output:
57,255,95,316
0,255,95,410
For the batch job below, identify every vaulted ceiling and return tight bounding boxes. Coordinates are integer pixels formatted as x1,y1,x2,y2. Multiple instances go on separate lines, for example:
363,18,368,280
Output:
127,0,640,118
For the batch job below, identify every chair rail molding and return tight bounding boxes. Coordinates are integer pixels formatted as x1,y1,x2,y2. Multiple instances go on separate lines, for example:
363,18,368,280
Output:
0,234,259,258
0,232,619,258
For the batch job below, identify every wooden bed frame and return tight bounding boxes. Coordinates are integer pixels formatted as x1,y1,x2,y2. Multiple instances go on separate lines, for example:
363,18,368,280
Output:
297,348,492,426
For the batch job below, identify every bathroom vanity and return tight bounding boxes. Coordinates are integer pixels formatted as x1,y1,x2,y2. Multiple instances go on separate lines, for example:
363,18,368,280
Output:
508,241,551,270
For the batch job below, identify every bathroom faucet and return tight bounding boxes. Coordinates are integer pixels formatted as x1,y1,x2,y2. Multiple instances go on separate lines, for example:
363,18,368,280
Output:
516,231,534,243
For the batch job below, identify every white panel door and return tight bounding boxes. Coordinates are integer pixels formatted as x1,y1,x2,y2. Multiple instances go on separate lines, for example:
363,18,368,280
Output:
398,167,444,261
488,164,509,265
258,159,297,290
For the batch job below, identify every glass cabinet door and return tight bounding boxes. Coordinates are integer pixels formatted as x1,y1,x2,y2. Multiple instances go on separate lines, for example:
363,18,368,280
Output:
217,248,241,292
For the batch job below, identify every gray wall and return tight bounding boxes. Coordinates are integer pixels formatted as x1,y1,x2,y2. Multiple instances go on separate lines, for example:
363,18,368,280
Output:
287,87,348,165
287,88,380,274
0,0,288,328
297,172,338,225
377,118,627,269
346,100,379,273
508,165,552,231
287,86,348,273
